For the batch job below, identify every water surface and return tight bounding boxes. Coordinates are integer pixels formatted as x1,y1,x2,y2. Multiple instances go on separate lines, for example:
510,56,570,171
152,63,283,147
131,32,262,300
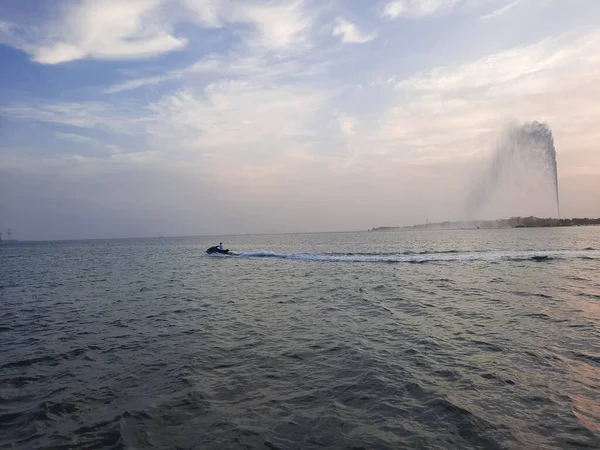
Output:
1,227,599,449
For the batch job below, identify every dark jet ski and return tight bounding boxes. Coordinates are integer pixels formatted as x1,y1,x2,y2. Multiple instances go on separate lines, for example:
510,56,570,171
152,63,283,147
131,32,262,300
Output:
206,246,230,255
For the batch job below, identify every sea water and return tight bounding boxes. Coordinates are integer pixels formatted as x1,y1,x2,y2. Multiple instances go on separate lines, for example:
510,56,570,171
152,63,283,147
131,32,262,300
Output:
1,227,599,449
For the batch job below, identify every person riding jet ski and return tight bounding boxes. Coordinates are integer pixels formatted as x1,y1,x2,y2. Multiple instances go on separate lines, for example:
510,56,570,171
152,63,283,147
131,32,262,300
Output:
206,242,230,254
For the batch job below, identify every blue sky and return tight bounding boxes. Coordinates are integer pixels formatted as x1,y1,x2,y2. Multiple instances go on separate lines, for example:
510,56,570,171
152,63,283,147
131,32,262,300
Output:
1,0,600,240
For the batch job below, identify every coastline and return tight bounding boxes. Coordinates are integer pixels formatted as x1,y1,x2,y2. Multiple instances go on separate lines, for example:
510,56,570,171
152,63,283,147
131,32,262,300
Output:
370,216,600,231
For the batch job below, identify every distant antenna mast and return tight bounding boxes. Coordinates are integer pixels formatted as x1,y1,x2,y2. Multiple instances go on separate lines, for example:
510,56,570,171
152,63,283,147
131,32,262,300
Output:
7,229,12,241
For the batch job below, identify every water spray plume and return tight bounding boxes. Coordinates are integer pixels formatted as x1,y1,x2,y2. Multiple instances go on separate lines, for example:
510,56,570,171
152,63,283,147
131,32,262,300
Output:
467,121,560,218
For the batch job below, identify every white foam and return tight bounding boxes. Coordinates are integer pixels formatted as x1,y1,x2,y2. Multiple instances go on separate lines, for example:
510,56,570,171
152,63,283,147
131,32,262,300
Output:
235,249,600,264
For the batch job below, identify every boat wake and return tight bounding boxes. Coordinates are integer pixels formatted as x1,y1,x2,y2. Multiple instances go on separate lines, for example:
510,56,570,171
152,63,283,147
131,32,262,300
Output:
230,248,600,264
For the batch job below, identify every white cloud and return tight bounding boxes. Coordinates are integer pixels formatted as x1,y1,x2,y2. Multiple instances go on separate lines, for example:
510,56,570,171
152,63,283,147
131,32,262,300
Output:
182,0,313,50
55,132,101,144
382,0,459,19
1,0,314,65
479,0,521,20
0,19,12,35
55,132,122,154
370,31,600,179
105,49,328,94
0,19,17,50
21,0,187,64
182,0,222,28
146,80,327,156
231,1,312,51
395,32,600,94
2,101,148,134
12,29,600,181
382,1,408,19
338,115,358,136
332,19,376,44
105,73,175,94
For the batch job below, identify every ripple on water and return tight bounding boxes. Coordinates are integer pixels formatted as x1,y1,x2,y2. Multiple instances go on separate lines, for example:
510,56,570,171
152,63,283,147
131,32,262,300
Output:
2,232,600,449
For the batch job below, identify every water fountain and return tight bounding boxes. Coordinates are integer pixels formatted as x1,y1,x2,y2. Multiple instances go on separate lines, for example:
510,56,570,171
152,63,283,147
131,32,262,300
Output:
466,121,560,219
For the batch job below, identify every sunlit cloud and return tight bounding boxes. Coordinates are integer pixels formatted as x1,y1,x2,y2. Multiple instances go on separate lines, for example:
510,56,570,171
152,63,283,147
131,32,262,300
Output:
382,0,460,19
1,101,148,134
25,0,186,64
479,0,521,20
0,0,315,65
229,0,313,51
394,32,600,94
146,80,328,156
104,51,327,94
332,19,376,44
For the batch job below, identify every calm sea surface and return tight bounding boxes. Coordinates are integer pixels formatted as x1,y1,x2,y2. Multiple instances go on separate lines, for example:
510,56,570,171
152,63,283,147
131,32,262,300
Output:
1,228,600,449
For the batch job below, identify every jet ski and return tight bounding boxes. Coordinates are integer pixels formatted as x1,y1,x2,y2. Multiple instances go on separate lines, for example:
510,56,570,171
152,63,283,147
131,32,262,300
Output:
206,246,230,255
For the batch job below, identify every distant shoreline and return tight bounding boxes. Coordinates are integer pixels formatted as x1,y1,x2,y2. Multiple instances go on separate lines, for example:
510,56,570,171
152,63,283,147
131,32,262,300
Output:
2,218,599,243
370,216,600,231
370,225,600,232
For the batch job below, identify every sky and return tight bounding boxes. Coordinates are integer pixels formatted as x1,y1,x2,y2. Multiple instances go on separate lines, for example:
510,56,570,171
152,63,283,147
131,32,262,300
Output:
1,0,599,240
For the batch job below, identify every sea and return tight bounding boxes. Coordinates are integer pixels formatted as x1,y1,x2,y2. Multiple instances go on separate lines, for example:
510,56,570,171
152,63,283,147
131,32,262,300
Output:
1,227,599,449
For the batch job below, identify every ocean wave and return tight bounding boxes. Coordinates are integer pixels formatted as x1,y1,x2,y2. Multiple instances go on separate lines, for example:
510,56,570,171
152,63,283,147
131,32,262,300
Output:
232,249,600,264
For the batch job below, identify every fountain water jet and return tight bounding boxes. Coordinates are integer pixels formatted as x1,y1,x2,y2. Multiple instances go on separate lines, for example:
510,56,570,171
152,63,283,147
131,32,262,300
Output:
466,121,560,219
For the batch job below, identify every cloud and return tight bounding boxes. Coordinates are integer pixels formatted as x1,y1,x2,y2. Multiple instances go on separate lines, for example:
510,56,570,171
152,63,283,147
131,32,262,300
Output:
0,19,18,50
5,67,332,167
0,19,13,35
394,32,600,94
371,31,600,180
105,73,175,94
2,101,149,134
382,0,459,19
184,0,313,51
22,0,187,64
382,1,408,19
146,80,328,158
54,132,122,154
181,0,222,28
231,1,312,51
55,132,103,144
104,50,326,94
479,1,521,20
338,115,358,136
332,19,376,44
1,0,315,65
10,29,600,183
